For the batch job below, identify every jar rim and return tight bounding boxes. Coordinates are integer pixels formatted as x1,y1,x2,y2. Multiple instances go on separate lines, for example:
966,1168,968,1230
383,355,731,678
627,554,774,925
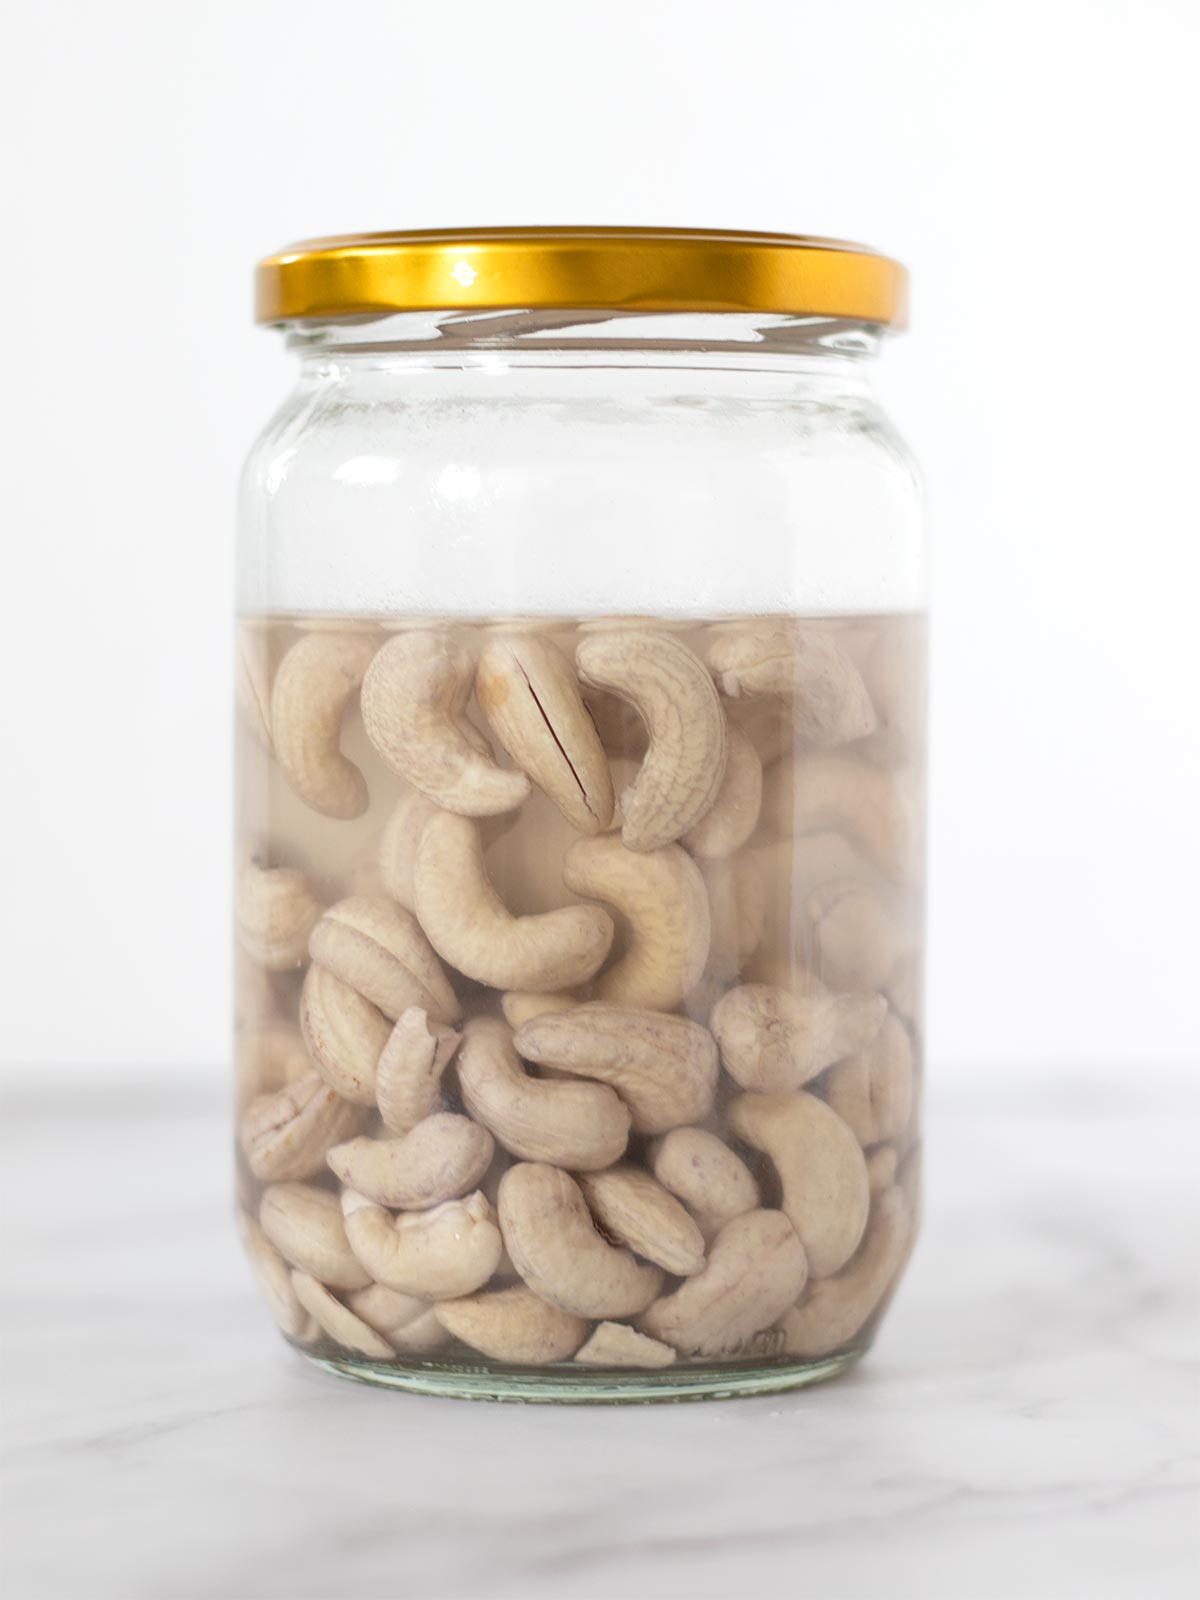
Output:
254,226,908,330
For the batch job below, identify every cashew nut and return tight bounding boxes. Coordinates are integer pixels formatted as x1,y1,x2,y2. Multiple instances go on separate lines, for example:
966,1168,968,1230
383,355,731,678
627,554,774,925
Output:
707,624,876,745
577,1167,706,1276
562,835,710,1011
576,631,726,850
476,634,614,833
498,1162,663,1318
456,1017,630,1171
682,725,762,858
374,1006,461,1134
650,1127,760,1239
574,1322,676,1368
711,981,886,1092
727,1091,870,1277
327,1114,494,1210
240,1072,365,1182
761,755,917,881
807,879,900,993
309,895,461,1024
514,1005,718,1135
776,1185,911,1356
378,792,439,910
259,1183,371,1291
414,812,613,991
345,1283,449,1354
239,1214,316,1340
235,859,322,970
271,631,378,818
299,964,392,1105
499,990,576,1030
361,632,530,815
637,1210,809,1357
290,1271,394,1358
821,1014,915,1147
341,1188,503,1299
434,1284,588,1363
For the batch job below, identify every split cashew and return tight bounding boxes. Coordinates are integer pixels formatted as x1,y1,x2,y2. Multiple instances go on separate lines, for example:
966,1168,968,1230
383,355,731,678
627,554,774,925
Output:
682,725,762,858
711,981,886,1092
345,1284,449,1355
574,1322,676,1368
299,964,392,1105
327,1114,494,1209
235,860,322,970
807,879,900,993
650,1127,760,1240
821,1013,915,1147
240,1072,365,1182
707,624,876,745
434,1284,588,1363
290,1271,394,1359
259,1183,371,1291
777,1185,911,1357
309,895,461,1024
577,1166,707,1276
341,1188,503,1299
374,1006,461,1134
271,631,378,818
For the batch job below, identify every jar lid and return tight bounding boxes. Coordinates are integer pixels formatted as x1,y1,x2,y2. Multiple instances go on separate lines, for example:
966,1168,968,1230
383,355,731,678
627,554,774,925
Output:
255,227,907,328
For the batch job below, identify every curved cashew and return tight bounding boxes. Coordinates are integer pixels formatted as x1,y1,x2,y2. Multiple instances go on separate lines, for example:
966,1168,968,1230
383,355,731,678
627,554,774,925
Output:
259,1183,371,1291
378,792,439,911
650,1127,760,1240
711,981,886,1092
578,1166,706,1276
500,990,576,1030
761,755,918,881
309,895,460,1024
682,725,762,858
866,1143,899,1195
299,964,392,1105
456,1017,630,1171
637,1210,809,1357
498,1162,663,1319
345,1283,449,1354
822,1014,915,1147
575,1322,676,1368
727,1091,870,1277
702,852,768,984
375,1006,461,1134
576,631,726,850
240,1071,365,1182
235,1023,311,1111
562,835,710,1011
807,879,900,993
514,1005,717,1135
414,812,613,991
341,1188,503,1299
290,1271,394,1359
361,632,530,815
476,635,614,833
707,624,876,745
239,1214,315,1340
777,1185,911,1356
271,631,378,818
235,624,274,752
235,860,322,971
327,1114,494,1210
434,1284,588,1363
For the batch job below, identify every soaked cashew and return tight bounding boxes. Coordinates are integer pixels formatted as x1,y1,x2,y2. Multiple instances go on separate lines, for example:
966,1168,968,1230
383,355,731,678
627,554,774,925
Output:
259,1183,371,1291
290,1271,394,1359
271,632,378,818
711,981,886,1092
708,624,876,745
299,964,392,1105
345,1284,449,1354
650,1128,760,1239
702,852,768,984
576,631,726,850
327,1114,494,1210
500,991,576,1030
378,792,439,911
434,1284,588,1363
578,1167,706,1276
309,895,460,1024
807,879,900,993
341,1188,503,1299
682,725,762,858
414,812,614,991
235,860,322,970
777,1185,911,1356
374,1006,461,1134
240,1072,365,1182
361,632,531,815
761,755,917,881
575,1322,676,1368
239,1215,316,1341
822,1013,915,1147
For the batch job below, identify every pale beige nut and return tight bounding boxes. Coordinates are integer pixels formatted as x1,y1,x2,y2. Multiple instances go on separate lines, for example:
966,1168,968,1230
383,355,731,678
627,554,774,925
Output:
361,631,531,815
574,1322,676,1368
299,964,392,1105
822,1014,915,1147
374,1006,462,1134
711,981,886,1093
290,1271,394,1359
456,1017,630,1171
707,624,876,745
578,1167,706,1276
345,1283,449,1354
378,792,439,911
650,1127,760,1239
563,835,710,1012
807,879,900,993
414,811,613,991
866,1144,899,1194
235,860,322,971
682,725,762,858
309,895,460,1024
761,755,918,881
240,1072,365,1183
637,1210,809,1357
514,1005,718,1135
499,991,577,1030
259,1183,371,1291
239,1214,313,1340
498,1162,663,1319
270,631,378,818
727,1091,870,1277
476,634,615,833
234,1023,311,1110
702,852,768,984
235,623,275,752
327,1114,494,1210
341,1188,503,1299
777,1185,911,1356
434,1284,588,1363
576,631,726,850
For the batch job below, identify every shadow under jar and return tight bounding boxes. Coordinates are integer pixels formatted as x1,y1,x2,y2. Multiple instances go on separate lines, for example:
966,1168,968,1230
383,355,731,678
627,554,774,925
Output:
235,228,925,1402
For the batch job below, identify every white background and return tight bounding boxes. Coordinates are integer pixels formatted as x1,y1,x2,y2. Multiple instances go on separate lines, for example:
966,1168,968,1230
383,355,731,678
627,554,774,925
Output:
1,0,1196,1079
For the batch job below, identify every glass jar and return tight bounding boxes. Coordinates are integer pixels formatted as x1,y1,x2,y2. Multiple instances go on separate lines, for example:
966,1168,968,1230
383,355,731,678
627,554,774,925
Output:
235,228,924,1402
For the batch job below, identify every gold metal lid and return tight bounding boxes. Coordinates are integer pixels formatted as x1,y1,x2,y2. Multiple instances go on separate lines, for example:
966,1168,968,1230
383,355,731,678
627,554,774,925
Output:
255,227,907,328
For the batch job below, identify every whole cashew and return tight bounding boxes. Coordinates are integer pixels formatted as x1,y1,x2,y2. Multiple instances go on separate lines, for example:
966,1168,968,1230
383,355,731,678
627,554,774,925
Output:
577,1166,706,1276
456,1017,630,1171
476,634,615,833
761,755,917,881
727,1091,870,1277
309,895,460,1024
500,990,576,1030
361,632,530,815
514,1005,718,1135
341,1188,503,1299
576,631,726,850
682,725,762,859
290,1271,394,1359
807,879,900,993
271,631,378,818
711,981,886,1092
235,860,322,971
707,624,876,746
378,792,439,911
562,835,710,1012
374,1006,462,1134
299,964,392,1105
650,1127,760,1240
239,1214,316,1340
574,1322,676,1368
345,1283,449,1354
327,1114,494,1210
498,1162,663,1319
414,811,613,991
637,1210,809,1357
822,1014,915,1147
240,1072,365,1182
259,1183,371,1291
434,1284,588,1363
777,1185,911,1356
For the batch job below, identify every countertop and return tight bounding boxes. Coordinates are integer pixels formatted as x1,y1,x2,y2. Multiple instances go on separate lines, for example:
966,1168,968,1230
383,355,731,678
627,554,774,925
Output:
1,1067,1196,1600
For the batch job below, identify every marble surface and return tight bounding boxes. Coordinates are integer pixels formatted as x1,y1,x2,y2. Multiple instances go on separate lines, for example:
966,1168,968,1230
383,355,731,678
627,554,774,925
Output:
1,1066,1196,1600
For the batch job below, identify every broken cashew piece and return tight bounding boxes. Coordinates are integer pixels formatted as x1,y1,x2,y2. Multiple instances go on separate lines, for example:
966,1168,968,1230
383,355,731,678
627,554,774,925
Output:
777,1185,911,1357
821,1013,915,1147
374,1006,462,1134
309,895,460,1024
650,1127,760,1240
576,630,726,850
345,1284,449,1354
290,1271,394,1359
327,1114,494,1210
235,860,322,971
240,1071,365,1182
682,725,762,858
341,1188,503,1299
299,964,392,1105
707,624,877,745
711,981,886,1092
434,1284,588,1363
578,1166,706,1276
259,1183,371,1291
807,879,900,993
271,631,378,818
761,755,917,881
574,1322,676,1368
